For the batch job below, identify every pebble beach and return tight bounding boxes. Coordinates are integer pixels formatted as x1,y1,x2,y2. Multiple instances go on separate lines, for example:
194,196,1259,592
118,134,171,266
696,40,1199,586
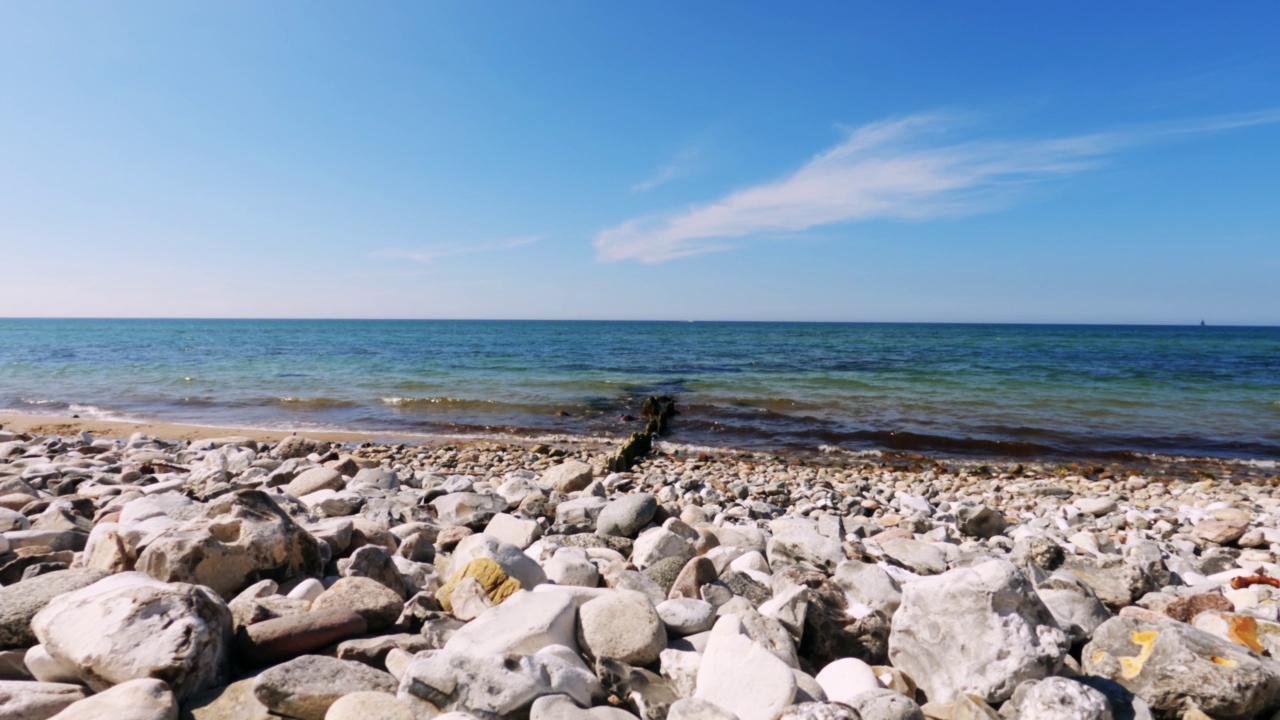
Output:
2,417,1280,720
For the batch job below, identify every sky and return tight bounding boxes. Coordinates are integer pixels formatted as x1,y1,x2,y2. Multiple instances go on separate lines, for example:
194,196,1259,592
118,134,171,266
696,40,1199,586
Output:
1,3,1278,324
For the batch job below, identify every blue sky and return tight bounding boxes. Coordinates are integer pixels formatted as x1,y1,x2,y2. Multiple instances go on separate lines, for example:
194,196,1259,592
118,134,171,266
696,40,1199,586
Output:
2,3,1278,323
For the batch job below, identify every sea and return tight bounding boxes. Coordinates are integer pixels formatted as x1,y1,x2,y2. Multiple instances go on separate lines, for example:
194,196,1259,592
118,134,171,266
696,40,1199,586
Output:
1,319,1277,462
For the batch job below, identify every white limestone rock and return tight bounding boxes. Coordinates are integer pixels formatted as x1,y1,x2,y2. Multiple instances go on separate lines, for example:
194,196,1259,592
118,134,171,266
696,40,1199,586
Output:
695,615,797,720
444,589,578,656
47,678,177,720
813,658,882,705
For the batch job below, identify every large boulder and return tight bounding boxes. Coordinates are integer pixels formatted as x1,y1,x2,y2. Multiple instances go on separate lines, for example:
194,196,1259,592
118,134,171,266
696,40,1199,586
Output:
31,572,231,700
0,569,107,649
1083,616,1280,719
888,559,1067,704
135,490,324,598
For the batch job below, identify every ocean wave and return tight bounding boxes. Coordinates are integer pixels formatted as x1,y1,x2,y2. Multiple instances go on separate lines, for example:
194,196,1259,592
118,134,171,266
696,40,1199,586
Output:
272,397,359,409
381,396,500,409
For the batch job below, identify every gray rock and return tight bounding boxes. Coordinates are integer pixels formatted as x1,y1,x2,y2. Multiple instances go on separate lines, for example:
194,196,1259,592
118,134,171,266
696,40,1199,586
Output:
657,598,716,636
252,655,396,720
32,572,231,700
845,688,924,720
668,698,741,720
878,538,946,576
1082,616,1280,719
311,577,405,632
597,494,658,538
338,545,409,599
1011,677,1113,720
274,436,322,460
1035,570,1112,644
888,559,1067,704
0,569,107,649
773,703,860,720
285,466,344,497
430,492,508,528
955,505,1008,539
179,676,273,720
579,591,667,666
766,529,845,575
832,560,901,616
399,647,599,716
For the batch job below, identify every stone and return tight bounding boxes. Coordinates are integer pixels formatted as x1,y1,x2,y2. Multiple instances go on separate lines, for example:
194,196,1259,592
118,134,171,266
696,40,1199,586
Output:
311,577,404,632
543,461,594,493
597,494,658,538
773,703,859,720
135,490,324,599
832,560,901,616
766,529,845,575
32,572,231,700
878,538,946,576
180,677,273,720
1035,570,1113,644
484,513,541,550
399,647,599,716
813,658,882,705
1075,497,1118,516
236,609,368,666
799,581,890,667
657,598,716,636
1012,677,1114,720
632,528,695,571
324,691,414,720
695,616,797,720
845,689,924,720
1162,593,1232,624
285,467,344,497
544,547,601,587
339,546,409,599
275,436,322,460
431,493,508,528
0,680,86,720
954,505,1008,539
1192,518,1249,545
449,533,547,589
888,560,1067,704
252,655,396,720
445,589,578,655
579,591,667,666
668,698,741,720
1083,616,1280,718
669,557,718,601
0,569,107,649
529,694,594,720
436,557,522,613
49,678,177,720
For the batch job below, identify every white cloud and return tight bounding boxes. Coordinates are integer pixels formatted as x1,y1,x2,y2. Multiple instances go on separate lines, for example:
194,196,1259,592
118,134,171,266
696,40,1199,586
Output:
594,110,1280,264
373,234,543,264
631,146,702,193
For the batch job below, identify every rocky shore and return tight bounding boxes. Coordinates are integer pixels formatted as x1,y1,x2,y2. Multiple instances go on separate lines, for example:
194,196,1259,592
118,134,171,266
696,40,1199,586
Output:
1,426,1280,720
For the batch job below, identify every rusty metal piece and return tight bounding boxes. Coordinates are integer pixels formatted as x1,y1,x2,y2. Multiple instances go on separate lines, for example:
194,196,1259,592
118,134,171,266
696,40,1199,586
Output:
1230,575,1280,590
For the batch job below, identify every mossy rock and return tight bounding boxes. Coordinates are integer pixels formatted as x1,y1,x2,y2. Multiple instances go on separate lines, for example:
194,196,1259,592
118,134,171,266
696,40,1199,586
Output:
435,557,521,613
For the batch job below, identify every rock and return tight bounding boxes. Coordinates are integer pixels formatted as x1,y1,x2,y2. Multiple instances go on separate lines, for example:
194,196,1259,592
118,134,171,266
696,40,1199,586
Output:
236,609,368,666
668,698,741,720
632,528,695,571
878,538,946,576
954,505,1008,539
1011,677,1114,720
813,658,882,705
543,461,594,493
430,493,508,528
135,490,324,598
0,569,107,649
0,680,86,720
1162,593,1232,624
695,616,797,720
311,578,404,632
597,494,658,538
579,591,667,666
285,467,344,497
669,557,718,601
766,529,845,575
339,546,409,599
799,580,890,667
1192,518,1249,545
773,703,859,720
484,514,541,550
252,655,396,720
1083,616,1280,718
529,694,593,720
48,678,177,720
657,599,716,636
32,572,231,700
179,677,273,720
888,559,1067,704
398,647,599,716
544,547,601,587
436,557,522,613
1075,497,1118,516
445,589,578,656
845,689,924,720
449,533,547,589
275,436,322,460
1035,571,1113,644
323,691,414,720
832,560,901,616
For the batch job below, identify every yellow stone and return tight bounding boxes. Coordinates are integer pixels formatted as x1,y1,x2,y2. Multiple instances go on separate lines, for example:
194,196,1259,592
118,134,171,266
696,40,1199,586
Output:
435,557,521,613
1118,630,1158,679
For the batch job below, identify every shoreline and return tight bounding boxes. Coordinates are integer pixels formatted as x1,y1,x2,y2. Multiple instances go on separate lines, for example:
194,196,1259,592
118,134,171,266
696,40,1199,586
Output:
2,411,1275,485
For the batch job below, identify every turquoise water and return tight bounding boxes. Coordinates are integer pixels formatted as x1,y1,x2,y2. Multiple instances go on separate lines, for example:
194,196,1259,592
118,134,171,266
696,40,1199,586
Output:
1,319,1277,460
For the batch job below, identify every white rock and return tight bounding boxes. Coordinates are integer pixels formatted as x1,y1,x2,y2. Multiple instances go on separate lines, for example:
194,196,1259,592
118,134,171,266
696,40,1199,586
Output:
758,585,809,640
484,514,541,550
632,528,695,570
813,658,883,705
287,578,326,603
445,589,578,655
450,577,495,621
450,534,546,589
1013,677,1114,720
766,527,844,574
728,551,770,576
31,572,231,700
25,645,82,684
888,559,1067,704
48,678,177,720
660,649,702,699
0,680,86,720
695,616,797,720
544,547,601,587
542,461,594,493
668,698,741,720
657,598,717,636
398,647,599,716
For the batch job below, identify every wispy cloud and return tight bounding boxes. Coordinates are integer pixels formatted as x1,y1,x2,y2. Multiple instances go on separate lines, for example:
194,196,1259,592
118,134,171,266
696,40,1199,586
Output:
631,147,702,193
595,110,1280,263
372,234,543,264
